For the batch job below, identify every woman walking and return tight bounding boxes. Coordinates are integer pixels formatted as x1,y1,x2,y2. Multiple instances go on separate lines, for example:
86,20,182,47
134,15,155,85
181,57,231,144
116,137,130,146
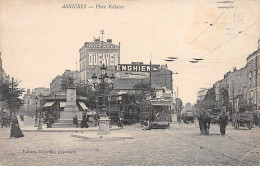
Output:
10,116,24,138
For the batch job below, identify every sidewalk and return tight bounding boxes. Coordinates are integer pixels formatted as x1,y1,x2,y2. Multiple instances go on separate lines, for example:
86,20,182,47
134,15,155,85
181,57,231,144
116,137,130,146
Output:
18,116,123,132
71,131,134,140
21,125,123,132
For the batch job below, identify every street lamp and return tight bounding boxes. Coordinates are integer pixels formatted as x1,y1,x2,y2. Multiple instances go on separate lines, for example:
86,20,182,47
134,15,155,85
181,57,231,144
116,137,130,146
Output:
38,93,43,130
91,64,115,134
34,96,39,127
39,93,43,117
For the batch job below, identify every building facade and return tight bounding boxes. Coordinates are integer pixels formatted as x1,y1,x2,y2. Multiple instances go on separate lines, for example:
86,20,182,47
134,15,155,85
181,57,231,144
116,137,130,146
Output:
79,38,120,83
214,67,247,110
246,40,260,112
0,52,10,85
22,88,51,116
197,88,208,101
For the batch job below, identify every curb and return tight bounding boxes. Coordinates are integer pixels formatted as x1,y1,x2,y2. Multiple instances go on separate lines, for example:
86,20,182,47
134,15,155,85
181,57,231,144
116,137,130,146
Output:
22,127,123,132
71,134,134,140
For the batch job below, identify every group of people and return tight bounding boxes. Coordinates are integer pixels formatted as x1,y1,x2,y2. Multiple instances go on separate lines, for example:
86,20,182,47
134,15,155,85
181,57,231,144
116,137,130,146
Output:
198,109,211,135
197,108,229,136
73,113,89,128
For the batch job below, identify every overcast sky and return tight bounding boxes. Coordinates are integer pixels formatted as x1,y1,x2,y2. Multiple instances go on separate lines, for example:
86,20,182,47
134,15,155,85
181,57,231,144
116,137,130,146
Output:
1,0,260,104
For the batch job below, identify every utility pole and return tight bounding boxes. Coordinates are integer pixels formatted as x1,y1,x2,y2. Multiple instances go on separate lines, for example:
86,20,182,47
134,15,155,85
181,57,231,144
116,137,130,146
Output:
100,30,105,47
11,77,14,118
232,80,235,114
176,86,180,123
149,58,153,122
255,56,258,110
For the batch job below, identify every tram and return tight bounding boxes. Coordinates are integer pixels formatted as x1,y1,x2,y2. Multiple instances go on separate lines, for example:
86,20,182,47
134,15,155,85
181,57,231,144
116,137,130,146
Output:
140,99,172,129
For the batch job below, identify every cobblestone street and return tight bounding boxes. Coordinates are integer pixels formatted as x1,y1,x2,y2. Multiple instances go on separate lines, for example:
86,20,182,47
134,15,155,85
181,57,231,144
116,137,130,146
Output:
0,118,259,166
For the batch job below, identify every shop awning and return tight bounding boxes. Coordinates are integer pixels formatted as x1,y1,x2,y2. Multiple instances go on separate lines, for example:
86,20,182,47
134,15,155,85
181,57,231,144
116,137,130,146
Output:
87,111,96,115
43,101,55,107
78,101,88,110
60,102,66,108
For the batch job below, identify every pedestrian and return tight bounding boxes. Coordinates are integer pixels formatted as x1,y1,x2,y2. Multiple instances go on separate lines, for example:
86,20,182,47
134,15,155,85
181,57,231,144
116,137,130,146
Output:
73,115,78,128
10,116,24,138
143,118,151,130
120,113,123,127
219,110,228,136
80,113,89,128
198,110,204,134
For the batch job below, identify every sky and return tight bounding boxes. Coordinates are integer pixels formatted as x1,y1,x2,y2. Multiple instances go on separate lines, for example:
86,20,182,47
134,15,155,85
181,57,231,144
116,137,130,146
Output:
0,0,260,104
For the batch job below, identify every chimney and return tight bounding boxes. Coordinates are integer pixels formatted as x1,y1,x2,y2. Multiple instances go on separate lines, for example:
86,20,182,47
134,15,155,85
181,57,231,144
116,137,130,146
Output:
258,39,260,49
107,39,112,43
27,89,30,95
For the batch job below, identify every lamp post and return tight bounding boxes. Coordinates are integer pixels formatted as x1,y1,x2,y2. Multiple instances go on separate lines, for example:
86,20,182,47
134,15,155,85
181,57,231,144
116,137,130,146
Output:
38,93,43,130
91,64,115,134
34,96,39,127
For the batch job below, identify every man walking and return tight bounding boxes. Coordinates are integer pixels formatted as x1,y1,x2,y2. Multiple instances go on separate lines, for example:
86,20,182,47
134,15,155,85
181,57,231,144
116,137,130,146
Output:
219,110,229,136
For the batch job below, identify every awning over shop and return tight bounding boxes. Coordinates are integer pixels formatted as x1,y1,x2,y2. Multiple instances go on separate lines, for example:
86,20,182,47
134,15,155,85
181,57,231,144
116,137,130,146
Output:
43,101,55,107
87,110,96,115
78,101,88,110
59,102,66,108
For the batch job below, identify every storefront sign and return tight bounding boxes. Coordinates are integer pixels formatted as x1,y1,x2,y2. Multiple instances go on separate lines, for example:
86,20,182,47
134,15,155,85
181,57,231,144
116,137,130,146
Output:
116,64,160,72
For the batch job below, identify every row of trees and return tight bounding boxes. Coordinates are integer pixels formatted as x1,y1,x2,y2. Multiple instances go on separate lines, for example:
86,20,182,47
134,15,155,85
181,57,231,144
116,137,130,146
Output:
0,78,24,117
195,86,229,111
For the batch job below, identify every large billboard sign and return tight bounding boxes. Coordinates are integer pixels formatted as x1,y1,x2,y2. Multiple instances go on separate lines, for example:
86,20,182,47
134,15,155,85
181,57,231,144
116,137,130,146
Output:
88,53,119,66
116,64,160,72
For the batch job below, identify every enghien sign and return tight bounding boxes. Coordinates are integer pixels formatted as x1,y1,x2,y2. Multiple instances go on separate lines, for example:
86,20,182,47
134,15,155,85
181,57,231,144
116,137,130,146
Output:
116,64,160,72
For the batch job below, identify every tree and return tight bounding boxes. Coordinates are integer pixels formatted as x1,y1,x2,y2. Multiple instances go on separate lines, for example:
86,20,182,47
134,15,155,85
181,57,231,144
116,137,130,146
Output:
195,87,216,110
133,82,154,102
220,88,229,106
0,79,25,117
61,75,74,92
204,87,216,101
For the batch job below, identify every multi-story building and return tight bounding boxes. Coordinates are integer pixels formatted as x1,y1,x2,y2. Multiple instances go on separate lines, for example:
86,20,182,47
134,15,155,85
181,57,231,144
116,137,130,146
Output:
0,52,10,111
79,38,120,83
246,40,260,112
50,75,62,94
214,66,247,110
0,52,10,85
197,88,208,101
77,34,174,121
22,88,50,116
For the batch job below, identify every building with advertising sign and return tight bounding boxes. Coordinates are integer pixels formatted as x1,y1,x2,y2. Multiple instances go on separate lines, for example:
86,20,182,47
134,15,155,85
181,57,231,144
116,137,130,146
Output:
79,38,120,83
78,35,174,122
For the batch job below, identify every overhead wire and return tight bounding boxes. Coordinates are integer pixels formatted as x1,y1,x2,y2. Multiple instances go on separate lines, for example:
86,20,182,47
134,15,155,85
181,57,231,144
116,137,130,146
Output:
240,32,260,39
175,19,260,72
170,1,234,61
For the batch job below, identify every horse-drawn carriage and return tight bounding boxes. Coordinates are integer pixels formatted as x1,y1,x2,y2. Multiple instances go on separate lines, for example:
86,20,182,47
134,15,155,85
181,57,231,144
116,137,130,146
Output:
196,108,222,135
182,110,195,124
233,106,254,130
206,108,221,124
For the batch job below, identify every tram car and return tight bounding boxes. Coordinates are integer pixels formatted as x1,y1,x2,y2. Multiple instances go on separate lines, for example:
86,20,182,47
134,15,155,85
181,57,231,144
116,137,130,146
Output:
140,99,172,129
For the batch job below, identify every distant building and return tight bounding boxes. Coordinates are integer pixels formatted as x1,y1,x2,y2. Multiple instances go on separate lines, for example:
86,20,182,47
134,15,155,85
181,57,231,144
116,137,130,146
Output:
214,67,247,110
22,88,50,116
197,88,208,101
246,39,260,112
50,75,62,94
0,52,10,111
50,70,80,94
0,52,10,85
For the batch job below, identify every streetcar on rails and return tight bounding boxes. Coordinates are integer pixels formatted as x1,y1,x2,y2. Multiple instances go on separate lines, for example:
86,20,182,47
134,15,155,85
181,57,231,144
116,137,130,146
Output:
139,99,172,129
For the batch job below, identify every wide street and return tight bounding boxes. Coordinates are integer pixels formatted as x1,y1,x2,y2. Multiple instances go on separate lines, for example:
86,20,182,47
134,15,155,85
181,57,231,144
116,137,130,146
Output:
0,117,259,166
